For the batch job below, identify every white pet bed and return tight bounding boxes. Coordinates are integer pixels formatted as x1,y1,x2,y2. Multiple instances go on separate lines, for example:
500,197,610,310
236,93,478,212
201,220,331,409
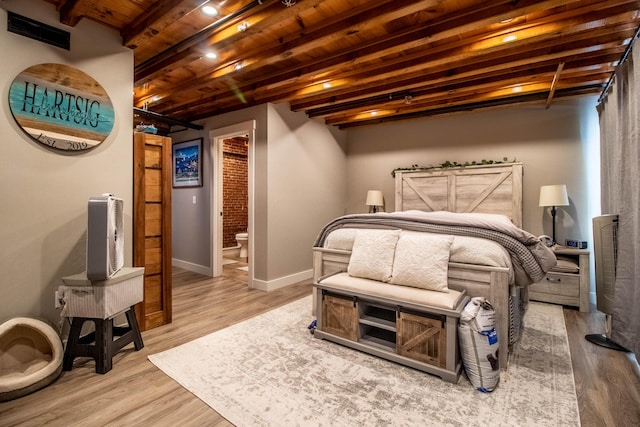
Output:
0,317,63,401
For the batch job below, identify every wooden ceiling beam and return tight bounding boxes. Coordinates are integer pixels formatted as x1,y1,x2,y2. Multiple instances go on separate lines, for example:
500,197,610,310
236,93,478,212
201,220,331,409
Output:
133,0,360,83
255,0,584,93
333,85,603,129
121,0,205,49
136,1,596,112
138,0,627,103
156,45,623,120
135,0,553,105
133,0,281,80
323,82,604,127
143,1,637,114
308,60,615,120
275,13,638,105
285,30,631,111
58,0,92,26
546,62,566,108
105,0,638,126
134,0,429,102
302,57,619,120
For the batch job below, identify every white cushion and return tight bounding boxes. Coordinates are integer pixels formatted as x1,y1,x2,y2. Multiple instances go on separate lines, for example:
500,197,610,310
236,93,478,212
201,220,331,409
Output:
347,229,400,282
390,231,453,292
319,272,464,310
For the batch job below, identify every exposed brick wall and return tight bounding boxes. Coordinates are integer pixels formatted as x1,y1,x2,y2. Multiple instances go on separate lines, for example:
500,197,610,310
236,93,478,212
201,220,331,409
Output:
223,137,248,248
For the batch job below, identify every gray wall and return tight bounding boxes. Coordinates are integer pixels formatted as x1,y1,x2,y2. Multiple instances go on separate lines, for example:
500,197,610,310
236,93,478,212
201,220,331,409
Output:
266,103,348,280
172,104,268,277
0,0,133,323
346,96,601,248
172,96,600,291
171,103,348,284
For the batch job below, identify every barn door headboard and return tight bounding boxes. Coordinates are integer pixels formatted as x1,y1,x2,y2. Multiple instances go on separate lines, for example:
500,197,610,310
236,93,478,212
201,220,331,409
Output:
394,163,523,227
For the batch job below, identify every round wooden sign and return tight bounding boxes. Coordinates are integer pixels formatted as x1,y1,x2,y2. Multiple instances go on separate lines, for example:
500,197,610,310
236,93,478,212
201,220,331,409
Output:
8,63,114,151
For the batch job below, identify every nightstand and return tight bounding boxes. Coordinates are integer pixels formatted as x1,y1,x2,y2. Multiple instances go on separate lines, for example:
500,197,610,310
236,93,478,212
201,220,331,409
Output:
528,247,590,312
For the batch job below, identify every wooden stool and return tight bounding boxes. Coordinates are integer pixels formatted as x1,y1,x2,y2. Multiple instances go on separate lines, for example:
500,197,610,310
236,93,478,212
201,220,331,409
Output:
63,306,143,374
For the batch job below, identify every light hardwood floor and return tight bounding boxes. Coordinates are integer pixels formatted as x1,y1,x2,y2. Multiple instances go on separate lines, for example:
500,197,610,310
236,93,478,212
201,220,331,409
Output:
1,258,639,426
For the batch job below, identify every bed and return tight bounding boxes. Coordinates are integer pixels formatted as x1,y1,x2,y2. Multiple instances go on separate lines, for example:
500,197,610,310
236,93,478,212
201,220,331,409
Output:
312,163,557,371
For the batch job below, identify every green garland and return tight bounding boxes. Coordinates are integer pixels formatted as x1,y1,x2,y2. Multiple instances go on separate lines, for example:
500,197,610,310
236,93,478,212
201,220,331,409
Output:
391,157,516,177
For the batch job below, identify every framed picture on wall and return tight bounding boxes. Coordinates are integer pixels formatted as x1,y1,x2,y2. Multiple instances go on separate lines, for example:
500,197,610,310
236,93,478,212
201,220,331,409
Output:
173,138,203,188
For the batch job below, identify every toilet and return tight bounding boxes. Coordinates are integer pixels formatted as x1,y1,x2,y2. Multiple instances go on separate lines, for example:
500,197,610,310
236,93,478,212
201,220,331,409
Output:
236,232,248,258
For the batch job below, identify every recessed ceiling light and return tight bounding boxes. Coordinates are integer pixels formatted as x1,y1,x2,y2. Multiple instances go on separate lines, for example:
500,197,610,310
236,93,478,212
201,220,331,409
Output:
323,82,331,89
512,86,523,93
201,5,219,17
238,21,249,32
500,18,514,24
205,51,218,59
503,34,517,43
234,62,243,71
370,111,378,116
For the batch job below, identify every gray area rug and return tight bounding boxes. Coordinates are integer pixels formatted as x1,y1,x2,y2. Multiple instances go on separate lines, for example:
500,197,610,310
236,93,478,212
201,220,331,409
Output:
148,296,580,426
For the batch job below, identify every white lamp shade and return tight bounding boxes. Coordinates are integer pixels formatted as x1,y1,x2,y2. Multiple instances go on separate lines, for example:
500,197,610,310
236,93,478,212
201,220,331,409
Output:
539,184,569,207
365,190,384,207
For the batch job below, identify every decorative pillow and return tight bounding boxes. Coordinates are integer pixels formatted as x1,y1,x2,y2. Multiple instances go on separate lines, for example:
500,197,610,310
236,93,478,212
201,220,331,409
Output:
347,229,401,282
324,228,359,250
390,231,453,292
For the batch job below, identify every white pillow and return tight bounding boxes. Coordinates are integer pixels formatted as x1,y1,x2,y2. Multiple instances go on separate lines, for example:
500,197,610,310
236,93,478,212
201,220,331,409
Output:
324,228,359,250
347,229,401,282
390,231,453,292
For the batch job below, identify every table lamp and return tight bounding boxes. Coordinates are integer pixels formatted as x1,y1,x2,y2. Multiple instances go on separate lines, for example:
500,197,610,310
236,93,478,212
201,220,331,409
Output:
539,184,569,244
366,190,384,213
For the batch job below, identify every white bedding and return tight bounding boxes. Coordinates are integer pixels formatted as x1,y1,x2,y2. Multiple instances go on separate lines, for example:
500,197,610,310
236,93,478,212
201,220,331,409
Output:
324,228,514,283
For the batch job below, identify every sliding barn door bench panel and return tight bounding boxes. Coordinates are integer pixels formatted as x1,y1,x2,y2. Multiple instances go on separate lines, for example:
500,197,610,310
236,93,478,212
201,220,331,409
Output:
314,274,468,383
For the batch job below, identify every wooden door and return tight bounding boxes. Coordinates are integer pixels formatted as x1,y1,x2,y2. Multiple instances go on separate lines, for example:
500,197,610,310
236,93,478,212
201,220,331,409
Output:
133,132,172,331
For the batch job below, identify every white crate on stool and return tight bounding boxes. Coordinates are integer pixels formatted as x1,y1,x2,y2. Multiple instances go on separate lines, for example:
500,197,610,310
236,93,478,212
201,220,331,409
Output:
58,267,145,374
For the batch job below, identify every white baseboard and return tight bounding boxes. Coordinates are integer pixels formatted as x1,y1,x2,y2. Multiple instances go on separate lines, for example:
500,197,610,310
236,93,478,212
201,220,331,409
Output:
251,269,313,292
172,258,212,276
223,246,241,256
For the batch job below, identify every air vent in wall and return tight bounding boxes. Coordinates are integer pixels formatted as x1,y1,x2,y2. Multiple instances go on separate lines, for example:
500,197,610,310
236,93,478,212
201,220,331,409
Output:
7,11,70,50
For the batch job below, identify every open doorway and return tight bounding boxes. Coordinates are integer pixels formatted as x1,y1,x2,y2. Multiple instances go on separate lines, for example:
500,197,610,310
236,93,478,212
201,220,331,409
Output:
209,121,256,285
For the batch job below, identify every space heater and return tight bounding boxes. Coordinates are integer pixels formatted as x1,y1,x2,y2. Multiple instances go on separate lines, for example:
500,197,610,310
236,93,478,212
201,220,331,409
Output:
86,194,124,280
585,214,627,351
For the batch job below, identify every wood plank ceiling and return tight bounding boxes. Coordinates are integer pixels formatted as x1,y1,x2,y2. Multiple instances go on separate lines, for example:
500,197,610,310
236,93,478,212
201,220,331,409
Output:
42,0,640,131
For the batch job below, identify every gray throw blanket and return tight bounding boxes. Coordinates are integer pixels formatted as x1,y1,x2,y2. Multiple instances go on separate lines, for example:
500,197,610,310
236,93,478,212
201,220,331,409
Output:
313,211,557,286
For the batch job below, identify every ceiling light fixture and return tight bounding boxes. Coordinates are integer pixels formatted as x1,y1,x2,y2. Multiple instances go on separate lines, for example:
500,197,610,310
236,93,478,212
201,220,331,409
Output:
238,21,249,32
234,62,243,71
205,51,217,59
500,18,514,24
323,82,331,89
502,34,517,43
201,5,219,16
282,0,296,6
